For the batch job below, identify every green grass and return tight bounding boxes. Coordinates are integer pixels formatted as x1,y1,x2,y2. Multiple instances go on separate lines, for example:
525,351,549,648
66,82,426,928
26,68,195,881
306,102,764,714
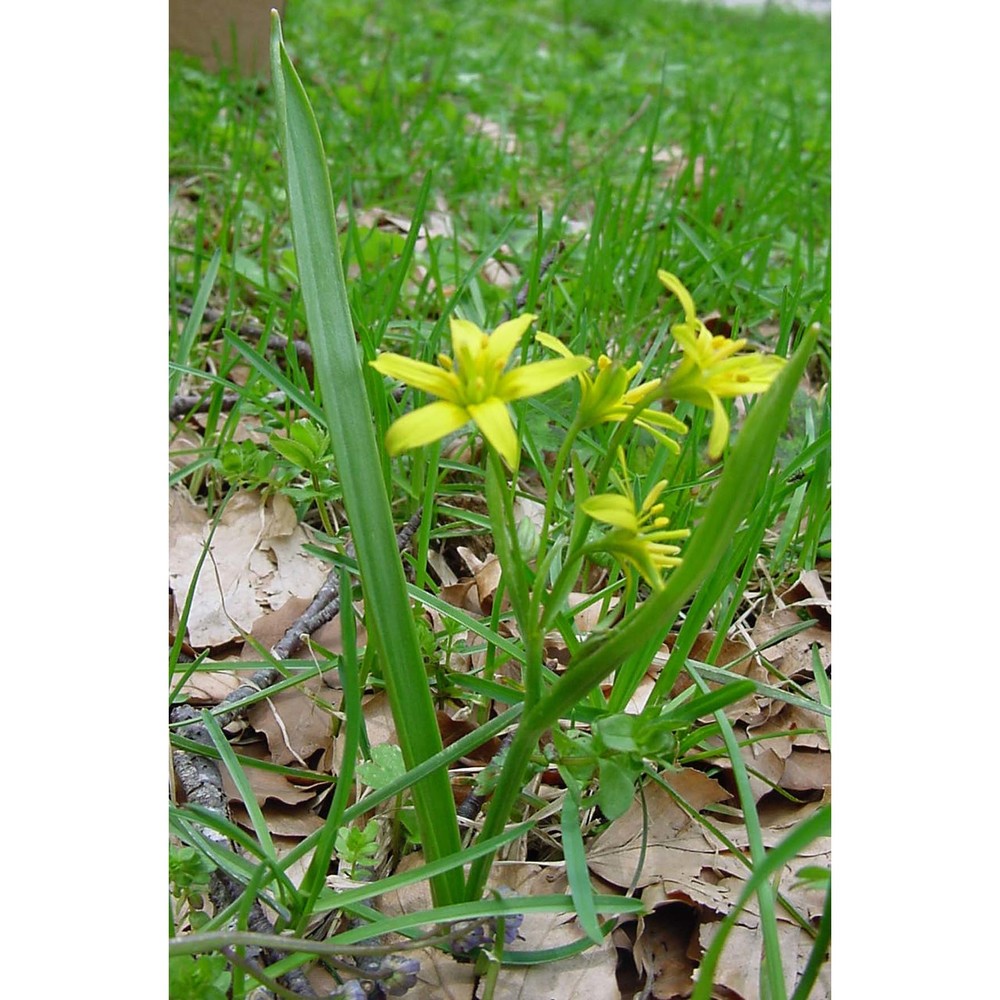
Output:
170,1,830,996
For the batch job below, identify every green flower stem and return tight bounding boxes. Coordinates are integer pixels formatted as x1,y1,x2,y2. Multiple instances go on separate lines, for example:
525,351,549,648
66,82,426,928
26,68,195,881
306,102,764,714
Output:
270,13,463,907
485,447,541,708
309,471,336,536
534,415,583,567
466,329,817,902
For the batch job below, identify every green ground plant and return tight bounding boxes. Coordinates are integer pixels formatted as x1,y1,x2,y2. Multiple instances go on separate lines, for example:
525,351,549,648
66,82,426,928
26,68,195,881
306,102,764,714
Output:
170,2,830,996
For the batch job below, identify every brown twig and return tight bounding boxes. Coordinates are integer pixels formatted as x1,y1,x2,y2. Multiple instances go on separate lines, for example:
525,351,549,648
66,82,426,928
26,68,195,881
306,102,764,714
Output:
175,301,314,368
502,241,566,323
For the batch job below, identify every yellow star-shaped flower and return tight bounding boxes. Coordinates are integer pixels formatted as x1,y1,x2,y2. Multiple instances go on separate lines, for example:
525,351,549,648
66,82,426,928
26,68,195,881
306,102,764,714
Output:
535,332,688,453
658,270,785,459
581,474,690,590
370,314,589,467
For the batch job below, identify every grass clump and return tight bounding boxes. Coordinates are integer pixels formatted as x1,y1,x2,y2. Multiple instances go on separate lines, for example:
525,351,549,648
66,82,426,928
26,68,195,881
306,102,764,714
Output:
170,2,830,997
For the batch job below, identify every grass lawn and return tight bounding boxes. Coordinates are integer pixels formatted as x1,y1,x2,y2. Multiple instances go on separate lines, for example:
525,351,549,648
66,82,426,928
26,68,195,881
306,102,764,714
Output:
169,2,830,997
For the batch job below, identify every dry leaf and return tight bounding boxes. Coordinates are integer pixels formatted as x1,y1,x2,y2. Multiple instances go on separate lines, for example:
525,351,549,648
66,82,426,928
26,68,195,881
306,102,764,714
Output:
751,606,831,678
489,864,620,1000
631,902,700,999
245,673,336,769
587,769,732,890
177,669,242,704
229,801,325,838
168,488,330,648
698,917,830,1000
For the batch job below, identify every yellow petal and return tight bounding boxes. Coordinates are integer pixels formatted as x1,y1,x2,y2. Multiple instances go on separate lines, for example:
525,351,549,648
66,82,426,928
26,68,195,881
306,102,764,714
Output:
641,479,669,513
633,421,682,454
581,494,640,532
623,407,688,435
620,378,662,405
384,400,470,455
499,356,591,401
706,395,730,460
486,313,536,367
657,270,697,325
450,318,487,360
371,353,460,400
712,354,785,394
467,397,518,467
534,330,574,358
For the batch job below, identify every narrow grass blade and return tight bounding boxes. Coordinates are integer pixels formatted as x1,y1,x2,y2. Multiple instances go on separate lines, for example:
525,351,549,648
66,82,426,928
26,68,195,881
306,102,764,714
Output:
324,893,645,947
170,247,221,404
199,709,276,863
560,790,604,944
312,822,534,916
269,13,463,905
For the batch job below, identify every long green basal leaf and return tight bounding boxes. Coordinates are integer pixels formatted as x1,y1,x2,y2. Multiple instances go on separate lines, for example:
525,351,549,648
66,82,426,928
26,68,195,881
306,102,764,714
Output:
467,328,818,901
269,13,463,906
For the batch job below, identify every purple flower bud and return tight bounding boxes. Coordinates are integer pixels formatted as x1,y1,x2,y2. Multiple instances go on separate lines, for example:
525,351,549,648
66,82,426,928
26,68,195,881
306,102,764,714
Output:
380,954,420,996
450,923,493,956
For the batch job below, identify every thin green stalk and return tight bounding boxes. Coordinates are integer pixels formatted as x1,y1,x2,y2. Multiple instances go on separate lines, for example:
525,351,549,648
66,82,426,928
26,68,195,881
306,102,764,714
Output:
485,447,539,707
534,415,583,566
269,13,463,906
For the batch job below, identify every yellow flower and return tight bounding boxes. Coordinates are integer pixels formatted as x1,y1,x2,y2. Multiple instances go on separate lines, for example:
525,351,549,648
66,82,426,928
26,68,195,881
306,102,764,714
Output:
370,313,590,467
535,332,688,453
581,475,690,590
658,269,785,459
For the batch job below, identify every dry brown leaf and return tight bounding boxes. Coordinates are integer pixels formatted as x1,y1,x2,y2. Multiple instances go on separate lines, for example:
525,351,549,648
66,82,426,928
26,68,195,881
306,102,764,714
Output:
402,947,477,1000
353,206,454,249
168,488,330,648
488,863,619,1000
698,917,830,1000
229,801,325,838
219,761,318,809
657,632,773,724
631,902,700,999
587,769,732,890
745,693,829,752
372,855,477,999
245,673,336,769
330,690,398,777
440,578,481,614
751,606,831,679
177,669,242,704
376,859,619,999
481,255,520,289
641,144,710,191
214,741,327,839
427,548,458,587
